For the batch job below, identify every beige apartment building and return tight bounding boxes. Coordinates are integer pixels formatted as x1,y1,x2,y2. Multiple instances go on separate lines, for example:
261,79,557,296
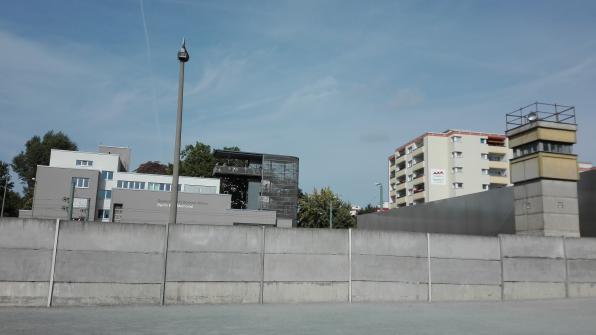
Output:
388,130,512,209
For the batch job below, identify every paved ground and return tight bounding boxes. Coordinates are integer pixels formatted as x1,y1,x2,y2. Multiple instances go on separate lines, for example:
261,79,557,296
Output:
1,299,596,334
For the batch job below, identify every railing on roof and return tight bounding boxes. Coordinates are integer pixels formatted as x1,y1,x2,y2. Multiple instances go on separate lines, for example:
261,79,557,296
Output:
213,165,262,177
506,102,576,131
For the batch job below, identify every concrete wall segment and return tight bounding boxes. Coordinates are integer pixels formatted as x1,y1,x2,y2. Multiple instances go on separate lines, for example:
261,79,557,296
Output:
430,259,501,285
265,228,347,254
58,221,164,253
351,255,427,282
168,224,262,253
503,258,566,282
500,235,564,258
166,252,261,282
565,238,596,259
429,234,500,260
351,230,427,257
0,218,56,249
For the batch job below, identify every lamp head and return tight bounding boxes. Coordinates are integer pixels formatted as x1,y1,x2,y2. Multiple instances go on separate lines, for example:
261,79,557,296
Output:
526,112,538,122
177,38,189,63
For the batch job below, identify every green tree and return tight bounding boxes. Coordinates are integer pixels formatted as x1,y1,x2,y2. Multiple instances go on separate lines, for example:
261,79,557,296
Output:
297,187,355,229
0,161,22,217
175,142,247,209
135,161,169,175
12,131,77,208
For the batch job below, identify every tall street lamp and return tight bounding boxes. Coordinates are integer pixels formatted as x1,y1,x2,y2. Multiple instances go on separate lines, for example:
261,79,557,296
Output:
1,175,8,218
162,38,189,306
169,38,189,226
375,182,383,211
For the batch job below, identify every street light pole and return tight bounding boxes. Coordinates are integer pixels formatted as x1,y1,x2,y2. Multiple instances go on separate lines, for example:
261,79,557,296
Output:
375,182,383,211
162,38,189,306
329,199,333,229
168,38,189,226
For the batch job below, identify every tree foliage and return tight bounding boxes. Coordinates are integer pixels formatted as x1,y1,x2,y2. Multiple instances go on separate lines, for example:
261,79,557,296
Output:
175,142,247,209
297,187,355,229
0,161,22,217
135,161,169,175
12,131,77,208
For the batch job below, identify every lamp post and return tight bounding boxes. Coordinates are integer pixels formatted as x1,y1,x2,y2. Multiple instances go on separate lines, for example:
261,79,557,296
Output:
375,182,383,211
329,199,333,229
162,38,189,306
168,38,189,226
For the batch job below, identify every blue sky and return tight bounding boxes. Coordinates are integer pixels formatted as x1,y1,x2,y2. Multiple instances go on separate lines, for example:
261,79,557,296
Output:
1,0,595,206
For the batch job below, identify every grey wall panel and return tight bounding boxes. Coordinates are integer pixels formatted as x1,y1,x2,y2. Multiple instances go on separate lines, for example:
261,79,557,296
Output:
351,230,427,257
567,259,596,283
0,249,52,281
166,252,261,282
357,187,515,236
52,283,161,306
0,282,49,307
502,258,566,282
500,235,564,258
169,225,261,253
430,259,501,285
579,170,596,237
565,238,596,259
351,255,427,282
54,250,162,283
351,281,427,302
0,218,56,250
265,228,347,255
264,254,348,282
165,282,260,304
58,222,164,253
430,234,500,260
263,282,347,303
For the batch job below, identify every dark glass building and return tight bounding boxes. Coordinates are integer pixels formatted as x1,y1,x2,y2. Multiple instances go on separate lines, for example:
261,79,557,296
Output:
213,150,299,227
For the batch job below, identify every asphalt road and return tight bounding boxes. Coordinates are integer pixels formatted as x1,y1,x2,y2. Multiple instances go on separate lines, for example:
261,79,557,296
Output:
1,298,595,335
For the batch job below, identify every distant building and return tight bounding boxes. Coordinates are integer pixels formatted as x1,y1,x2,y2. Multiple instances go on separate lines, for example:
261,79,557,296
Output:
22,146,277,226
213,150,299,228
388,130,512,209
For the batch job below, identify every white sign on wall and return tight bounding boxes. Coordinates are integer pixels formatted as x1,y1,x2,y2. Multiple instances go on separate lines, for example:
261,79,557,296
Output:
430,169,446,185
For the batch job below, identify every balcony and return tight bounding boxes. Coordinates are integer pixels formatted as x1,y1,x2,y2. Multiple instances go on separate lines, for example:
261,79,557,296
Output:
213,165,262,177
488,160,509,170
412,190,425,201
488,145,509,155
412,176,424,186
489,175,509,185
396,183,406,191
396,196,406,206
395,155,406,164
395,169,406,178
411,160,424,171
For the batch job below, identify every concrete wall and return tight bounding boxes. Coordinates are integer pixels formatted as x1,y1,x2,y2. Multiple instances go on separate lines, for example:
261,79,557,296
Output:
3,217,596,306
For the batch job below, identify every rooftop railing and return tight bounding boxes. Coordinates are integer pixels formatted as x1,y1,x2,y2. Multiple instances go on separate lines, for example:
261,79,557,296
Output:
506,102,576,130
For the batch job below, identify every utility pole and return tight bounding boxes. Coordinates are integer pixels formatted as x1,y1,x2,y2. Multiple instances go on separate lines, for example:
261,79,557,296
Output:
162,38,189,306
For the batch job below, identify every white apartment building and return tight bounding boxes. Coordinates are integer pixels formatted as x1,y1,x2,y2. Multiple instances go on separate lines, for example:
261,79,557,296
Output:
388,130,512,209
47,146,220,222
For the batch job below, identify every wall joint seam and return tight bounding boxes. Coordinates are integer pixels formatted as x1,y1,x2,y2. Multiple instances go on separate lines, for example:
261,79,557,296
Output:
427,233,431,302
47,218,60,307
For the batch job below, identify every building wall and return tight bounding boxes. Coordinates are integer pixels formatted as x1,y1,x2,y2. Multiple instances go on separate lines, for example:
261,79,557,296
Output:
389,130,512,209
3,217,596,306
33,166,100,220
110,189,277,226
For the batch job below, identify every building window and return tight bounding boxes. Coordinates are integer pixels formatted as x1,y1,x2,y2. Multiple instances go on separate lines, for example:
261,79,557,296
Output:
452,167,463,173
481,169,489,175
482,184,489,190
101,171,113,180
481,153,488,160
76,160,93,167
480,138,487,144
148,182,171,192
407,174,413,182
73,177,89,188
99,190,112,199
452,182,463,189
407,160,413,168
117,180,145,190
97,209,110,219
451,136,462,143
184,184,217,194
451,151,463,158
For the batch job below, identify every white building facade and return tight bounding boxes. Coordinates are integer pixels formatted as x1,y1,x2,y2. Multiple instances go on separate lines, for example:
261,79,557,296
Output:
388,130,512,209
